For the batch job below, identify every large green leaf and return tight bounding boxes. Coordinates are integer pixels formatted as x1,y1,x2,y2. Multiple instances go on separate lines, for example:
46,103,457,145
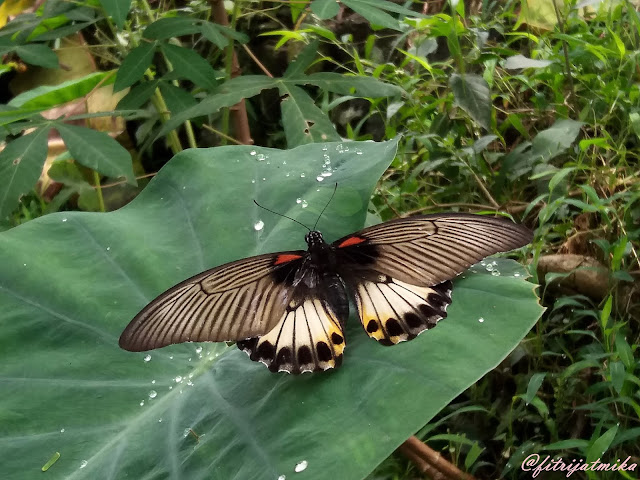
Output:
0,138,541,479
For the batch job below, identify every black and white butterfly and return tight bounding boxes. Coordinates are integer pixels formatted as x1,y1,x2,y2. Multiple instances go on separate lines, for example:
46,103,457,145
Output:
119,213,532,373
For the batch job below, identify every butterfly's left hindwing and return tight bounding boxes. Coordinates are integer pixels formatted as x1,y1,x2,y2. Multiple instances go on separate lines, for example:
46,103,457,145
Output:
353,276,452,345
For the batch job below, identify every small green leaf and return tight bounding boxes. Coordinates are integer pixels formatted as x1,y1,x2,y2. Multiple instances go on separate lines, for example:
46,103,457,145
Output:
284,40,320,77
548,167,576,193
10,72,116,110
161,43,218,91
13,44,59,68
609,361,626,394
587,424,618,465
114,42,156,92
341,0,400,30
99,0,131,28
525,373,546,405
159,82,198,114
143,17,201,40
449,73,492,130
279,84,340,147
311,0,340,19
199,22,229,49
0,128,50,221
55,124,136,185
116,80,159,110
614,335,634,369
600,295,613,330
503,54,553,70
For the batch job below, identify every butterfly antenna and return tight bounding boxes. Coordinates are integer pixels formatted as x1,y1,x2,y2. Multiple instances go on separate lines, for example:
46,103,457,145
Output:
313,183,338,231
253,200,311,231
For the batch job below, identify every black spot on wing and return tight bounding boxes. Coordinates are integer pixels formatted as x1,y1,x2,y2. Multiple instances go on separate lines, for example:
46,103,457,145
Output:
316,341,332,362
331,332,344,345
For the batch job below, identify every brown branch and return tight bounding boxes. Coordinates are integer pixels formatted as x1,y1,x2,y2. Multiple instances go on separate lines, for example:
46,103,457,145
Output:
209,0,253,145
398,436,477,480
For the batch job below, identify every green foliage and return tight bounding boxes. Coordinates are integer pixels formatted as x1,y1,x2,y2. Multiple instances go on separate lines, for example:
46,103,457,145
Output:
1,0,638,477
0,141,541,479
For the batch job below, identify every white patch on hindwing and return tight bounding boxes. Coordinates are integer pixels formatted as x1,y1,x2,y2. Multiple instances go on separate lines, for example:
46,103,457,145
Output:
354,275,452,345
237,298,345,374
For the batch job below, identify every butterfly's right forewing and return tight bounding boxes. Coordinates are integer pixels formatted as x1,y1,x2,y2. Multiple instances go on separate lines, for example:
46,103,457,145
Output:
119,251,305,351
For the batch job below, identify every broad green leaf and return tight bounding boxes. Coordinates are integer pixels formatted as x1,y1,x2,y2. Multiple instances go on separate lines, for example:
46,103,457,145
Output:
9,72,116,110
342,0,421,17
279,84,340,147
0,128,49,221
341,0,400,30
55,124,136,185
161,43,218,91
587,424,618,467
143,17,202,40
311,0,340,19
0,138,541,479
114,42,156,92
449,73,492,130
13,43,59,68
99,0,131,29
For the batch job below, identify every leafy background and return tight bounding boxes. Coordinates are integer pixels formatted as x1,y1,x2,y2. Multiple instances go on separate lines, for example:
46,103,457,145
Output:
0,139,541,479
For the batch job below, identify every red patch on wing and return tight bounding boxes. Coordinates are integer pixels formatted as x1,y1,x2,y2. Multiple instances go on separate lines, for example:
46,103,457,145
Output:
274,254,303,265
338,236,366,248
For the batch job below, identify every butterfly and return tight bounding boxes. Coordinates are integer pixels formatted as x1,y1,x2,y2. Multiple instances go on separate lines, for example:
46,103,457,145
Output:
119,212,532,374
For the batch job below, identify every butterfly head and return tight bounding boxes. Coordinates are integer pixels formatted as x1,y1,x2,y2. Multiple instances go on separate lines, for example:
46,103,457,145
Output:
305,230,325,248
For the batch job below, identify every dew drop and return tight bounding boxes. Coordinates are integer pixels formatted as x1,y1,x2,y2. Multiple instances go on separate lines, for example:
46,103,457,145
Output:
278,476,286,480
23,263,27,267
300,173,306,178
195,346,203,354
143,354,151,362
80,460,88,469
250,150,257,156
322,145,328,151
316,176,324,182
514,272,521,277
158,418,163,423
140,400,145,406
149,390,157,399
183,428,191,437
485,264,494,272
356,149,363,155
254,220,264,231
491,270,500,276
262,177,266,181
478,317,485,323
296,198,302,204
169,355,174,360
251,179,256,184
294,460,308,473
106,246,110,251
175,376,183,383
151,379,156,384
60,428,65,433
62,218,67,222
301,200,308,208
256,153,266,161
321,171,332,177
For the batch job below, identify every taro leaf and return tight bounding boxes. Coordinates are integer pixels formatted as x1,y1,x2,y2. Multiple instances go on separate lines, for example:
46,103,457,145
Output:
0,138,542,480
449,73,492,130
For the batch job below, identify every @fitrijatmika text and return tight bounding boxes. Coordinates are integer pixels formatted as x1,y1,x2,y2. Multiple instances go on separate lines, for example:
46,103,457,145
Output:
521,454,637,477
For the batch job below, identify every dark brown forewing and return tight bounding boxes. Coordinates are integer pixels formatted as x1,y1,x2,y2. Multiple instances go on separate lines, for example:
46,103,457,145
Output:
119,251,306,352
333,213,532,287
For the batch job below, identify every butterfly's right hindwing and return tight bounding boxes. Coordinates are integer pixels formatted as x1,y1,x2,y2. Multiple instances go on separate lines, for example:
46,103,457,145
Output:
119,251,304,352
